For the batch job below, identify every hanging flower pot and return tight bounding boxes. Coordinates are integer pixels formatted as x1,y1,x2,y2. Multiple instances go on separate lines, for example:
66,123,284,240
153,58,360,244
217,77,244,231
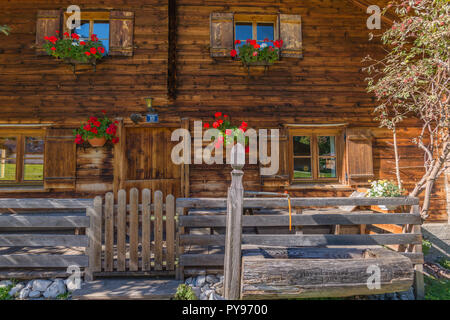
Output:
87,137,107,147
74,110,120,148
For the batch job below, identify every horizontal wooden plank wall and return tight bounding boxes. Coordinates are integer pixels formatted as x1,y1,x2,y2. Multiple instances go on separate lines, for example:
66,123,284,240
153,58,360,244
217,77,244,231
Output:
0,0,169,123
93,188,177,277
0,0,446,222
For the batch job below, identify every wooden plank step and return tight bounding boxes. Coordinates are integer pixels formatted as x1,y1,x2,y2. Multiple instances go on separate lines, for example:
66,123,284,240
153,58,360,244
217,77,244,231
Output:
71,279,182,300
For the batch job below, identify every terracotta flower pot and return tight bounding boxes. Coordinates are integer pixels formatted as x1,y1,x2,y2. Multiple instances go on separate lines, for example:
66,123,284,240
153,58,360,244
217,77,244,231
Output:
88,137,106,147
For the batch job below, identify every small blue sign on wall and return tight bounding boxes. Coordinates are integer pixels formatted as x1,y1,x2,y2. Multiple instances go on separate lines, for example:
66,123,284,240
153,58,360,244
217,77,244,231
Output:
146,113,159,123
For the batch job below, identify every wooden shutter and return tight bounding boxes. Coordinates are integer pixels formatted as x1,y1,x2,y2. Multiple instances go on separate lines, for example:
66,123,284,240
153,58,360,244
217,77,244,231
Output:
109,11,134,56
346,128,374,185
210,12,234,57
279,14,303,59
44,129,76,190
35,10,62,55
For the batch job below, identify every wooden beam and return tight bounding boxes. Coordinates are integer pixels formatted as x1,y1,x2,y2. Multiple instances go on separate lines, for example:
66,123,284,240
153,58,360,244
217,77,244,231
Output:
0,254,89,268
0,198,93,209
179,212,422,227
0,216,90,228
0,234,88,247
180,233,421,246
347,0,395,25
176,197,419,208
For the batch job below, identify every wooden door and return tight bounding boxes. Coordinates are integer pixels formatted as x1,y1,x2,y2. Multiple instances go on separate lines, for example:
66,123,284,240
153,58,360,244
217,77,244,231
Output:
122,127,181,197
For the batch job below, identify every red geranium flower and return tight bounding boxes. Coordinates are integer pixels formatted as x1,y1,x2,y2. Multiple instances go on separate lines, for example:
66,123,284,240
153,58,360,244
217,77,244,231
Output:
44,36,49,41
98,47,105,54
215,112,222,118
223,114,229,118
80,41,86,45
234,39,241,45
112,137,119,144
89,117,98,122
203,123,210,128
250,39,257,46
71,33,80,40
63,32,70,38
91,127,98,134
83,124,92,131
84,52,91,56
230,49,237,57
101,110,107,114
51,47,56,51
55,30,60,33
90,47,97,55
215,141,222,149
91,34,98,42
241,121,248,127
245,146,250,154
212,121,220,129
93,121,101,127
225,129,232,135
218,119,223,124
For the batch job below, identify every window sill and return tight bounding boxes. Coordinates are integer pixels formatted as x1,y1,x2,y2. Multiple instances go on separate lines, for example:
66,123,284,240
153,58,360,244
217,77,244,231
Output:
286,183,354,191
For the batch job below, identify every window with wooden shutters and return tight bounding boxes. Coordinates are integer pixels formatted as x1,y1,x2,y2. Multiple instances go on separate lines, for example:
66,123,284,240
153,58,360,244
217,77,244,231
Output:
37,10,134,56
210,12,234,57
0,129,44,186
279,14,303,58
287,128,344,183
109,11,134,56
345,128,374,185
35,10,62,55
44,129,76,190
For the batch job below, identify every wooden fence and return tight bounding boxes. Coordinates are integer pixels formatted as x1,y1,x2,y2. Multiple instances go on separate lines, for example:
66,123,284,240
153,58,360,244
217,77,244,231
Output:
176,163,425,300
0,199,93,280
88,188,177,278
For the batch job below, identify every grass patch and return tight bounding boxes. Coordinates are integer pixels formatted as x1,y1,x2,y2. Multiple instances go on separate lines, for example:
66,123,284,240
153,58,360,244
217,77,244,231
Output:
173,284,197,300
56,291,71,300
0,280,16,300
437,257,450,270
425,275,450,300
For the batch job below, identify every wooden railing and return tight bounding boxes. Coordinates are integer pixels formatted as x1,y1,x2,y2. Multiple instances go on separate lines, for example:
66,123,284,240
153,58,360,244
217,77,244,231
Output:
89,189,177,278
176,163,425,300
0,198,94,279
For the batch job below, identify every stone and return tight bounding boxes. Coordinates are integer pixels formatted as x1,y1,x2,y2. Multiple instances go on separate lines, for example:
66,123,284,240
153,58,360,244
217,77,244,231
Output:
8,283,24,297
185,277,194,285
199,292,207,300
29,290,41,298
65,278,81,291
206,275,218,284
213,293,225,300
201,284,210,292
0,280,12,288
196,275,206,287
43,280,67,299
32,279,52,292
25,280,33,289
19,288,30,299
192,287,202,298
205,289,215,299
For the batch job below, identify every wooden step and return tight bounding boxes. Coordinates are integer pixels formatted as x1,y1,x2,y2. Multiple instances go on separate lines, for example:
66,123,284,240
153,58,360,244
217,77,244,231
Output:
72,278,181,300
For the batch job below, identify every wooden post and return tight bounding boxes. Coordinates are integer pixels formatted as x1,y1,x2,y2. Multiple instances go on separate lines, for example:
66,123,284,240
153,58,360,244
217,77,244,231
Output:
412,204,425,300
224,146,244,300
85,196,102,281
176,206,185,280
0,149,5,179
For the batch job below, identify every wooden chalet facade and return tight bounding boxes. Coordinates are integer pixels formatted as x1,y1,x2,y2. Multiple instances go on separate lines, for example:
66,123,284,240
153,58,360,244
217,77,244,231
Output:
0,0,447,223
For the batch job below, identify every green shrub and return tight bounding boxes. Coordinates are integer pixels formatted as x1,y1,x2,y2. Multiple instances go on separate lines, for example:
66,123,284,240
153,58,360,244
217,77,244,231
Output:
437,257,450,270
422,239,432,255
173,284,197,300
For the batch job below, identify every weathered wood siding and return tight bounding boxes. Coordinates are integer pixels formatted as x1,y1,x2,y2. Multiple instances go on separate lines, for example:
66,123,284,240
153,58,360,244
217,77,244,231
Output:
0,0,168,123
174,0,447,222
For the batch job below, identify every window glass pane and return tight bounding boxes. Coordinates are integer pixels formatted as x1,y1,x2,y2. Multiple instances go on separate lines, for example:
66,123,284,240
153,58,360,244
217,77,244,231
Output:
257,23,274,42
294,158,312,178
235,23,253,43
0,137,17,181
318,136,336,156
293,136,310,156
24,159,43,181
75,21,90,40
93,22,109,54
24,137,44,181
319,158,336,178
